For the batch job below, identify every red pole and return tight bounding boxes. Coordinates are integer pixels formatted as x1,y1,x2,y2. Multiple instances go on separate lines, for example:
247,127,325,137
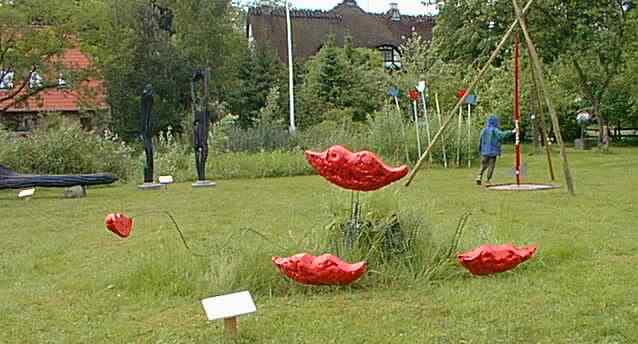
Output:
514,33,521,185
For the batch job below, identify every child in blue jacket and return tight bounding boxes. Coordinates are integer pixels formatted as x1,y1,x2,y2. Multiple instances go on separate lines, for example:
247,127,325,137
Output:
476,115,514,185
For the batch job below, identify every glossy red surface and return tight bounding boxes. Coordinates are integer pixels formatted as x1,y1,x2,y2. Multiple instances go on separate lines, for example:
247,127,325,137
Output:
408,89,419,101
457,244,537,276
272,253,367,286
105,213,133,238
304,145,409,191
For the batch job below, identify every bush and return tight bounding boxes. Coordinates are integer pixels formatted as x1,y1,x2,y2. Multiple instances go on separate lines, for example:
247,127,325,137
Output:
367,103,481,166
206,150,313,180
0,123,135,180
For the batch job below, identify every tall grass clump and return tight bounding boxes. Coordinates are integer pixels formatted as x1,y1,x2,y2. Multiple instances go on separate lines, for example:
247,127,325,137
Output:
367,103,481,167
153,126,191,180
322,192,468,286
206,150,313,180
0,122,134,180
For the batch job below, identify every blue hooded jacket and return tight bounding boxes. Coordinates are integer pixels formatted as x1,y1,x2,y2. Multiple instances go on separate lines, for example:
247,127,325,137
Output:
479,115,512,157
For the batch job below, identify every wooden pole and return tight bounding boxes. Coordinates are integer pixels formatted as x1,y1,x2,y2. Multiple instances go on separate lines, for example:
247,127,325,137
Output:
224,317,238,337
456,106,462,167
412,100,422,158
528,53,556,181
421,92,433,165
511,0,575,195
467,103,472,168
405,0,534,186
434,93,448,168
394,97,411,163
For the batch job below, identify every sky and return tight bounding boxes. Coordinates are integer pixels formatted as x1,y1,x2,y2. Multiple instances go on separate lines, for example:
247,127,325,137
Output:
238,1,438,15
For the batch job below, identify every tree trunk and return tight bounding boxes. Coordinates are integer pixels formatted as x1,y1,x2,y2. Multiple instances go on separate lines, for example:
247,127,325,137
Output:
592,99,609,151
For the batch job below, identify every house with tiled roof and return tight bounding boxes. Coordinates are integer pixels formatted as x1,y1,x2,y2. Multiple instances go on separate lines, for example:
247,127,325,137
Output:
246,0,435,69
0,47,108,133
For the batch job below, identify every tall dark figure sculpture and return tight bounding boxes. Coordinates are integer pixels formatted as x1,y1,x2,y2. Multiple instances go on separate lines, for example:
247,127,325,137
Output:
139,84,161,189
191,69,216,187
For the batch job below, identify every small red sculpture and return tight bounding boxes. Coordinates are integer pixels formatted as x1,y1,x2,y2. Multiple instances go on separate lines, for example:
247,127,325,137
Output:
456,88,468,98
105,213,133,238
304,145,409,191
456,89,466,98
408,89,419,102
272,253,367,285
458,244,537,276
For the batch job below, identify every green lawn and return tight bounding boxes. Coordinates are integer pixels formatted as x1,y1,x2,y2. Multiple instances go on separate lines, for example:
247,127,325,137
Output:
1,147,637,343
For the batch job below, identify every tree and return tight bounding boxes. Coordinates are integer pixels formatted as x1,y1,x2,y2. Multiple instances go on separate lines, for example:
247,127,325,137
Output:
297,36,388,128
95,1,191,140
226,44,286,128
431,0,633,149
0,0,83,115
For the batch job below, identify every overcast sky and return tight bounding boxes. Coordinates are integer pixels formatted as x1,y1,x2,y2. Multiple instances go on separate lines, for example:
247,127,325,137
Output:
238,1,438,15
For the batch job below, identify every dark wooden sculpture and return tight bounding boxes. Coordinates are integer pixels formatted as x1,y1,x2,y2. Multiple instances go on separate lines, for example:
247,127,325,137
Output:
0,165,117,189
141,84,155,184
191,69,212,182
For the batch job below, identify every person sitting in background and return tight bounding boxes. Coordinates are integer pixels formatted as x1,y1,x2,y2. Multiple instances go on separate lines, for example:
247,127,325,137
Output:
476,114,515,186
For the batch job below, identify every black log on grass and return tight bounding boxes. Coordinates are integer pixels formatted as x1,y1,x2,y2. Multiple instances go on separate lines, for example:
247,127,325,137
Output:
0,165,117,189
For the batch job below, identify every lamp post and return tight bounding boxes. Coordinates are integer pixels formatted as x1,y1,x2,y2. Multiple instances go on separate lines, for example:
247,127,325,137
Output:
285,0,296,134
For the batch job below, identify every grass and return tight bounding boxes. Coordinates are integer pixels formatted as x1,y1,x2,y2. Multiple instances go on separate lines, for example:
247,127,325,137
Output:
1,146,637,343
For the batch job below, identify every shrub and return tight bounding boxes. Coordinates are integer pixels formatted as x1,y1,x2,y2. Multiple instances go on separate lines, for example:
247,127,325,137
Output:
206,150,313,180
0,123,134,180
367,103,480,166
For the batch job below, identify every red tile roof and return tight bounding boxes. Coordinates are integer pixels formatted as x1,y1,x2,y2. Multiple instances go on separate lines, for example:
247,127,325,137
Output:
0,48,108,113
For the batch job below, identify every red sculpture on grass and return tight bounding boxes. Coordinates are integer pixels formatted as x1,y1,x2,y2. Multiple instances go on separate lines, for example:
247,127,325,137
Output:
456,88,468,98
458,244,537,276
105,213,134,238
272,253,367,285
304,145,409,192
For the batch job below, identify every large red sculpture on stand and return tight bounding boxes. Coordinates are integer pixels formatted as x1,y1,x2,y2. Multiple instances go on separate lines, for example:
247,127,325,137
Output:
105,213,134,238
458,244,537,276
272,253,367,285
304,145,409,192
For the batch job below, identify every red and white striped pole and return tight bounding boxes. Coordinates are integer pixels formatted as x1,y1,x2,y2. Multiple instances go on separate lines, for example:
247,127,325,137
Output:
514,33,522,185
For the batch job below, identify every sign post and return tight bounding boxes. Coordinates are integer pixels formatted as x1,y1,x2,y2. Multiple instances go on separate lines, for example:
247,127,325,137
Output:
201,291,257,338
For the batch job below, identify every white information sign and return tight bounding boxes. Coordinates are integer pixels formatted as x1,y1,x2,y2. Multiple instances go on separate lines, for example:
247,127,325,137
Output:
159,176,174,185
18,188,35,199
201,291,256,321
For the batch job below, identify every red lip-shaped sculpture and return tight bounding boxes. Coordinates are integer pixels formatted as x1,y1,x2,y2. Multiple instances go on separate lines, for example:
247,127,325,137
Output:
458,244,537,276
105,213,133,238
272,253,367,285
304,145,409,191
456,88,468,98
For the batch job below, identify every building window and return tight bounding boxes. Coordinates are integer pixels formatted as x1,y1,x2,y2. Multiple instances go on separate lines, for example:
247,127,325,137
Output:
378,45,401,70
57,73,68,88
29,71,43,89
0,70,14,89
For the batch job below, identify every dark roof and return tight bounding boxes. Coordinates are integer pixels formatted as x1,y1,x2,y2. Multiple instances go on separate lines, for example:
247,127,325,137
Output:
247,0,435,63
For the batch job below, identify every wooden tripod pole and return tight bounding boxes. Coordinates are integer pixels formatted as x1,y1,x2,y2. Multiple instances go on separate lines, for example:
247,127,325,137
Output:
434,93,448,168
512,0,575,195
528,52,556,181
405,0,534,186
467,103,472,168
456,106,462,167
394,96,411,163
421,92,433,166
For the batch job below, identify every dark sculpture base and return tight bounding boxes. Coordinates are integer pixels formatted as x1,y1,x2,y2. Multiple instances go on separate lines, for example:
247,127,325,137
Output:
137,183,162,190
192,180,216,188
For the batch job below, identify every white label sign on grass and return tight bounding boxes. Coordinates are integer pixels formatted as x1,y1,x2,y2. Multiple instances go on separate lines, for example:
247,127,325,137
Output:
159,176,174,185
201,291,256,321
18,188,35,199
